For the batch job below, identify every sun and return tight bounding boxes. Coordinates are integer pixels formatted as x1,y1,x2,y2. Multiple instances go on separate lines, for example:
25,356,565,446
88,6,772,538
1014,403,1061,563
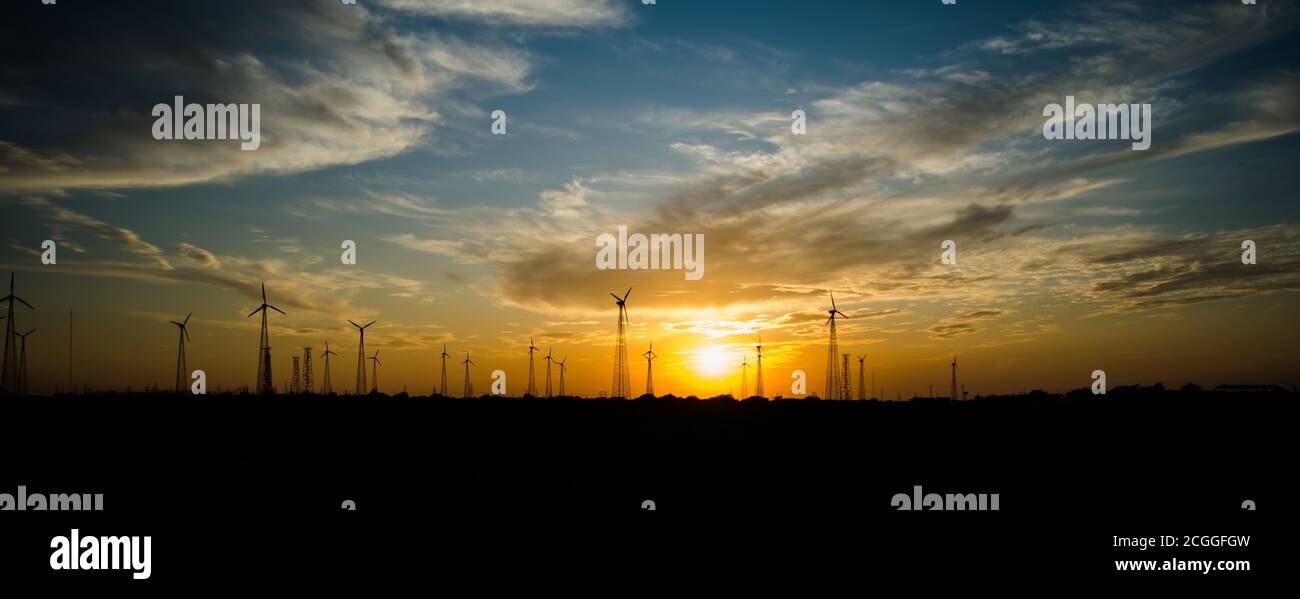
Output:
695,347,730,377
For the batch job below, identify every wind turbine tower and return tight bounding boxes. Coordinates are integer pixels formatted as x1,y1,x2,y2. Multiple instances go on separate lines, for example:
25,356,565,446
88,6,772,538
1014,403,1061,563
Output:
609,288,631,399
248,282,285,395
349,320,376,395
302,347,314,394
17,329,35,396
823,292,848,400
321,341,337,394
1,273,34,395
462,352,474,398
368,350,381,394
543,347,555,398
740,355,749,399
170,313,191,394
857,354,866,400
642,341,657,397
526,337,540,397
950,354,959,401
558,356,568,397
755,336,765,398
439,344,450,396
841,354,851,401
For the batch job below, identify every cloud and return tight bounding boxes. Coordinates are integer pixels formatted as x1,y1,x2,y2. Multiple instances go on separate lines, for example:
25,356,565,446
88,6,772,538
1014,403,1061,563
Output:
376,0,628,27
0,0,538,191
431,0,1300,323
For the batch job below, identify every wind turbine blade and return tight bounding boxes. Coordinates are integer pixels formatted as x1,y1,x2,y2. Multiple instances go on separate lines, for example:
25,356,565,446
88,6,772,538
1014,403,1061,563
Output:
623,287,632,301
269,305,286,315
247,307,262,318
348,320,360,328
830,291,836,311
184,328,191,342
184,313,192,325
364,321,376,328
170,321,182,327
610,293,621,301
15,297,33,309
261,282,267,303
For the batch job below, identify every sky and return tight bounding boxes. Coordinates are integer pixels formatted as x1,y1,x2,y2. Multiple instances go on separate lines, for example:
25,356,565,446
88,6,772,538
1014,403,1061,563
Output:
1,0,1298,397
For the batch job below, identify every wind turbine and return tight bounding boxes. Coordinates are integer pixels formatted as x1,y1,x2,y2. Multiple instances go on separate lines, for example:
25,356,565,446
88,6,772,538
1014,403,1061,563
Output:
1,272,34,395
857,354,866,400
248,282,285,395
349,319,376,395
950,354,958,401
642,341,657,397
439,343,450,396
368,350,381,394
557,356,568,397
740,355,749,399
526,337,540,397
16,329,35,396
321,341,337,394
544,347,554,398
462,351,474,398
755,335,765,398
609,287,631,399
170,313,191,394
823,291,848,400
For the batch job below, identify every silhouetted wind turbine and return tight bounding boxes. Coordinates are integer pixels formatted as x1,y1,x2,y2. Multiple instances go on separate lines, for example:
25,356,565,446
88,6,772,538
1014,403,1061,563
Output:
610,287,631,399
439,343,450,396
643,341,657,397
368,350,381,394
857,354,866,400
321,341,337,394
755,335,765,398
170,313,191,394
526,337,540,397
823,291,848,400
740,355,749,398
1,273,34,395
950,354,958,401
17,329,35,396
557,356,568,397
462,351,474,398
248,282,285,395
349,320,376,395
544,347,554,398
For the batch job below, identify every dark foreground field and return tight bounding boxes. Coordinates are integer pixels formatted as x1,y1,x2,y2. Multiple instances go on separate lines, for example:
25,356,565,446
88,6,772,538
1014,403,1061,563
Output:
2,391,1291,586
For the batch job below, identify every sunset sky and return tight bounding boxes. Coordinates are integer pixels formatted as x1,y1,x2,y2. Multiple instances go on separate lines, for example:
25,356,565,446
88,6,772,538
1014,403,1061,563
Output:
2,0,1298,397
